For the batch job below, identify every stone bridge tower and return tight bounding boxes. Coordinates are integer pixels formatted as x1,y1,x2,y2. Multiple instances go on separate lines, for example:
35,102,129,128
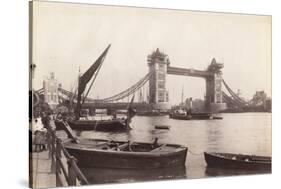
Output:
43,72,59,110
147,48,170,110
205,58,226,112
147,48,226,112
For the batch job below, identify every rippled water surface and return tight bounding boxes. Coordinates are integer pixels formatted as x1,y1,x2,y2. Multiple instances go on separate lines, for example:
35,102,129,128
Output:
61,113,271,184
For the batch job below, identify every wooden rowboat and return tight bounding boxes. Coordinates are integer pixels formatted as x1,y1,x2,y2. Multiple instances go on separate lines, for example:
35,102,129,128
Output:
60,120,187,169
204,152,271,170
63,138,187,169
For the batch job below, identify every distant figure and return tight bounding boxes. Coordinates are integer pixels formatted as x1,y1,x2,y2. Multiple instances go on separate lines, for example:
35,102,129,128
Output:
57,113,63,120
188,97,193,114
128,140,133,152
41,112,51,127
115,143,120,151
152,137,159,148
34,129,47,152
112,112,117,119
45,126,53,158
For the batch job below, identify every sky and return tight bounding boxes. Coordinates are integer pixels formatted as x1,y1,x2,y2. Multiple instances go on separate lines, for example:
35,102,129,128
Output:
32,1,271,105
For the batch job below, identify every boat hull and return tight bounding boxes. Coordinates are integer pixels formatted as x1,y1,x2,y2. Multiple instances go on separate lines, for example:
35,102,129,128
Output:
55,119,129,132
169,113,191,120
170,113,214,120
137,111,167,116
64,140,187,169
169,113,220,120
154,125,170,130
204,152,271,170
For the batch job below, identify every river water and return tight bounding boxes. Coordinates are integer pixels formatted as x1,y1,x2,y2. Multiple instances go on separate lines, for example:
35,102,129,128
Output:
64,112,271,184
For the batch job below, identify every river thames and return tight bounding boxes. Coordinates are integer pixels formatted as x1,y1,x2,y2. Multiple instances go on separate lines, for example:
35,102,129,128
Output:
58,112,271,184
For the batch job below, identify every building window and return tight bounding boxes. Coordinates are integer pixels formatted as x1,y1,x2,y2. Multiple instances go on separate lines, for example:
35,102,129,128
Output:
216,94,221,102
158,72,165,80
158,81,165,89
215,82,221,87
158,91,165,102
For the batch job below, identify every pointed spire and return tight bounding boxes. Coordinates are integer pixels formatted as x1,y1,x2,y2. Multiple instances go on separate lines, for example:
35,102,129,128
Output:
211,58,217,64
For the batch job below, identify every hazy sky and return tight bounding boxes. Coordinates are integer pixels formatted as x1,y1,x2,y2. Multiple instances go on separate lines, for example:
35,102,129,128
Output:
32,1,271,104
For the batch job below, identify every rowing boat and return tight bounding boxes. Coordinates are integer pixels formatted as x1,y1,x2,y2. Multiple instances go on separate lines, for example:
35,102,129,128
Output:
63,138,187,169
204,152,271,170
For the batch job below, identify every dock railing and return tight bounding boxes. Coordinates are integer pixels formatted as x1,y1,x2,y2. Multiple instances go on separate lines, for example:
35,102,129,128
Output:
45,120,89,187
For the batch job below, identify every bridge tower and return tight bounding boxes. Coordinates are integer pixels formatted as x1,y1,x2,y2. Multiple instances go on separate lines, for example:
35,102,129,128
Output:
43,72,59,110
147,48,170,110
205,58,227,112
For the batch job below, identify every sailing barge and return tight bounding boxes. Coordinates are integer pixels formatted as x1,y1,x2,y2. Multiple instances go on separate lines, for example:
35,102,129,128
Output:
55,45,135,132
55,118,129,132
204,152,271,170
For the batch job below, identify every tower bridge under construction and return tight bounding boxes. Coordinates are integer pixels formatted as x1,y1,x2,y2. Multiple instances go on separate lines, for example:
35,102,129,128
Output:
35,48,249,113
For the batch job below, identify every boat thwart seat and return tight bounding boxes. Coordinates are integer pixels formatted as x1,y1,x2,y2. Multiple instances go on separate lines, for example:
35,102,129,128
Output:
150,144,168,152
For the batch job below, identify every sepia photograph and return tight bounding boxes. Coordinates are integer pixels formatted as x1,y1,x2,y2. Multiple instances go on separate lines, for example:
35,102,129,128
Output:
29,1,272,188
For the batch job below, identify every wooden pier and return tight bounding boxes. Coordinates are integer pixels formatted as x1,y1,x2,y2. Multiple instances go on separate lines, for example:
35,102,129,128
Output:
30,119,89,188
31,150,56,188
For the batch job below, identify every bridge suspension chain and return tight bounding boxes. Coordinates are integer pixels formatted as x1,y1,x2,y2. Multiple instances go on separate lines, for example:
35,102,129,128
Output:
57,72,152,103
221,79,248,108
222,91,244,108
98,72,152,102
222,79,248,105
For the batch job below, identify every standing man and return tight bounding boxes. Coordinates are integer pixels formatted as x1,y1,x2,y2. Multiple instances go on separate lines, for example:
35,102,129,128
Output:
189,97,193,114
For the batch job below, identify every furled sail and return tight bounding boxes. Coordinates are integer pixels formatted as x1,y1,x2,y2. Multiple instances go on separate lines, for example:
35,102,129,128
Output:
126,95,136,126
75,44,111,119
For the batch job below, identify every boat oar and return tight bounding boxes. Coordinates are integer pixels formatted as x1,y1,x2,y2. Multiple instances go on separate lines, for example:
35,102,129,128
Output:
61,121,79,144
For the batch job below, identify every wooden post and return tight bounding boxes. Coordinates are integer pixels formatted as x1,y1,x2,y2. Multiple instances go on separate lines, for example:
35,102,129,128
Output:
50,135,56,173
56,139,62,187
67,156,77,186
47,130,53,159
45,120,89,186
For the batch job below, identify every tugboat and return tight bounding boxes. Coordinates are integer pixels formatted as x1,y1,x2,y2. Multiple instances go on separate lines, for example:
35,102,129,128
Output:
169,108,192,120
169,109,215,120
169,97,222,120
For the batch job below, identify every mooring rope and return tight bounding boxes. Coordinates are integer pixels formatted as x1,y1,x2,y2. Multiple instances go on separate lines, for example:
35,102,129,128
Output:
94,119,98,130
188,149,204,156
